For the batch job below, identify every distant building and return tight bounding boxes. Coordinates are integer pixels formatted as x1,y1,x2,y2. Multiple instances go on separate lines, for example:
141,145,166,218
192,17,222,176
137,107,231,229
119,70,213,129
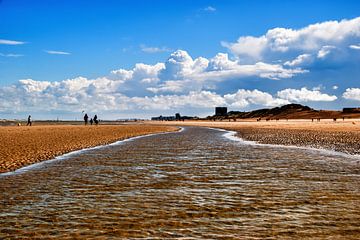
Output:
215,107,227,116
343,108,360,113
175,113,181,120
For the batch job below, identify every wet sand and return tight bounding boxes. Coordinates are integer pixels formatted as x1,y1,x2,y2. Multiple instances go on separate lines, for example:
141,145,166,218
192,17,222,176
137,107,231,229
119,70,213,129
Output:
0,124,178,173
156,119,360,155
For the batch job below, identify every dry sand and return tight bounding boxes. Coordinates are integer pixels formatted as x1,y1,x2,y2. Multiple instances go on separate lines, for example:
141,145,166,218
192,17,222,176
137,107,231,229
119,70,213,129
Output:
0,124,178,173
155,119,360,155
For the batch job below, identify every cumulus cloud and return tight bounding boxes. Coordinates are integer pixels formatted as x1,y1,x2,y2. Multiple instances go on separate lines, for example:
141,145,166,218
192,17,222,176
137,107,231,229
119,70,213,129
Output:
317,45,336,59
0,39,25,45
0,48,317,117
277,87,337,102
158,50,306,90
343,88,360,101
222,17,360,65
0,69,336,116
45,50,71,55
222,36,267,61
224,89,290,108
284,54,313,67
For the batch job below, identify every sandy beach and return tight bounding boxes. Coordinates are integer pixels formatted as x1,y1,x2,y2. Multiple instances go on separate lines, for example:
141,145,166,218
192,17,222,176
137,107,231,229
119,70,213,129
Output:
2,119,360,174
0,124,178,173
155,119,360,155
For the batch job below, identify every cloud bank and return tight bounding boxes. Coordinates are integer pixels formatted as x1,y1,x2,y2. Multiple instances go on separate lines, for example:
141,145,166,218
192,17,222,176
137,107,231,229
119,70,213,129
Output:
2,16,360,118
0,49,337,118
222,17,360,66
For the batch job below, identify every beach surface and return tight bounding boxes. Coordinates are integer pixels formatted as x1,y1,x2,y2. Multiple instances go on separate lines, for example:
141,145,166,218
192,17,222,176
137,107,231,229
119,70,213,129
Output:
0,124,178,173
155,119,360,155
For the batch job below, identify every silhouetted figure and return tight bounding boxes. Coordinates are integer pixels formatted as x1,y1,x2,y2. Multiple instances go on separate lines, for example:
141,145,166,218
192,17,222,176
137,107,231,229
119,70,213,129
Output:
90,118,93,125
93,114,99,125
84,113,89,125
27,115,32,126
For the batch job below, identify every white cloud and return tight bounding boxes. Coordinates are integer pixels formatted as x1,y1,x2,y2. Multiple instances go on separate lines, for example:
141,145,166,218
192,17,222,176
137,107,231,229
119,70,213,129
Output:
349,44,360,50
317,45,336,59
343,88,360,101
332,85,338,90
222,36,267,61
3,70,333,115
110,62,165,85
131,91,225,110
140,44,172,53
0,48,343,117
204,6,216,12
222,17,360,64
147,80,194,93
160,50,305,86
18,79,52,92
284,54,313,67
224,89,290,108
0,53,24,57
277,87,337,102
45,50,71,55
0,39,25,45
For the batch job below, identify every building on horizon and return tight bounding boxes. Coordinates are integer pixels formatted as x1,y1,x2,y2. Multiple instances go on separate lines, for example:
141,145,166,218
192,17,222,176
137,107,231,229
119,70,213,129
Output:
215,107,228,116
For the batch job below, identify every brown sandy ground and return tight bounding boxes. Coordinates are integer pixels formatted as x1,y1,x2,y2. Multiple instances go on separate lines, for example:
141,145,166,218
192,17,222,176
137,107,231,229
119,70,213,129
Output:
0,124,178,173
154,119,360,155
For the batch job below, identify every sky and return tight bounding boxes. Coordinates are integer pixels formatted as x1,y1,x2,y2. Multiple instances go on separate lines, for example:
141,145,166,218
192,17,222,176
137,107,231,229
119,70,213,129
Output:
1,0,360,120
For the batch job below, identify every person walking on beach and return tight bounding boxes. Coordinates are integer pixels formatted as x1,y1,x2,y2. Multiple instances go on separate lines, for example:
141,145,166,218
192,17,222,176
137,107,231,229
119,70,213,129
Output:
27,115,32,126
90,118,93,125
93,114,99,125
84,113,89,125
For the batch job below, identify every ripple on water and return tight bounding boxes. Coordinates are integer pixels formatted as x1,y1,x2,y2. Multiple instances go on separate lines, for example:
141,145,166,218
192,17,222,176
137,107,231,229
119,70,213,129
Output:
1,127,360,239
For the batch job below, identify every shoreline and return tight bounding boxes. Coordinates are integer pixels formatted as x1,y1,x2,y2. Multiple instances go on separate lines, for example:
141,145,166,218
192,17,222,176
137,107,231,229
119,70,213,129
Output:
0,124,178,173
219,128,360,160
152,120,360,155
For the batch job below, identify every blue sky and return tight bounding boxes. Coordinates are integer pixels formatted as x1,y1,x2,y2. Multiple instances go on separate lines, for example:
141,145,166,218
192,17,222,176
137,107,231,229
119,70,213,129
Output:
1,0,360,119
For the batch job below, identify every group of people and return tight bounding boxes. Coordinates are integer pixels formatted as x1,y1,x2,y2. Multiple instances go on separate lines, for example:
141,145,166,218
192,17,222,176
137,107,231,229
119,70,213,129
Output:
83,113,99,125
23,114,99,126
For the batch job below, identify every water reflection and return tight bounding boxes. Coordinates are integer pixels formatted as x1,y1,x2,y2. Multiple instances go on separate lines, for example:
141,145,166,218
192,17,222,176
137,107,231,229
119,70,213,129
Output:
1,127,360,239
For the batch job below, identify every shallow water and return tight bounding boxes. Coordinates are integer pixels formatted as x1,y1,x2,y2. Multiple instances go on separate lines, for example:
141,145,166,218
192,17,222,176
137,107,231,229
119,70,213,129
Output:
1,127,360,239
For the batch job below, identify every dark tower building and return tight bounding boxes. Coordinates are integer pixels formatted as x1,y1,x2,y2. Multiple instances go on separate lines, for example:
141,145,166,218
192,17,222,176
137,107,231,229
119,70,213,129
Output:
215,107,227,116
175,113,181,120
